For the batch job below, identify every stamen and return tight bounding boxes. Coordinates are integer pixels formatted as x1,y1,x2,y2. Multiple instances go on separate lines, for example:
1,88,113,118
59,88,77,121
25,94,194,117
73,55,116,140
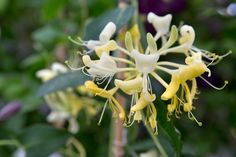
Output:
81,68,93,77
188,111,202,126
147,75,153,94
96,76,114,96
65,60,84,71
97,99,108,125
156,65,174,74
157,61,185,68
68,36,84,46
117,46,132,57
150,72,168,88
200,76,228,90
111,56,135,66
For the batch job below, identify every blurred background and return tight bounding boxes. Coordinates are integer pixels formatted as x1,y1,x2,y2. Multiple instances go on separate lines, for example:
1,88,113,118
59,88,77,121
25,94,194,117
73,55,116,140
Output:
0,0,236,156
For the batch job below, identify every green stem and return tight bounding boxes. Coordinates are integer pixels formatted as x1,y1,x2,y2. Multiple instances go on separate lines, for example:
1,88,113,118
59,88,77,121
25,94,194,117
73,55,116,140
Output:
145,124,168,157
0,140,19,147
108,118,115,157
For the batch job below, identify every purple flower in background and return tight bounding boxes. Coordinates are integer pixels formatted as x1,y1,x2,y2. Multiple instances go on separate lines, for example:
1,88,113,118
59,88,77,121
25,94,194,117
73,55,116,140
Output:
138,0,187,15
0,101,22,121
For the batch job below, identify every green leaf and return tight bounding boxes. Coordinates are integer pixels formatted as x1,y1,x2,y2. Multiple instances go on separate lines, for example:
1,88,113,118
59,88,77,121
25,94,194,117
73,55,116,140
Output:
157,101,182,157
36,71,89,97
21,124,70,157
41,0,68,21
32,25,63,45
84,6,135,40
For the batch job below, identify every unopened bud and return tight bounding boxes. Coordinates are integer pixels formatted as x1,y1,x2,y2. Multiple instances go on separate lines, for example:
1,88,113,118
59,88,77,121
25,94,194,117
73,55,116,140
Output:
0,101,22,121
99,22,116,43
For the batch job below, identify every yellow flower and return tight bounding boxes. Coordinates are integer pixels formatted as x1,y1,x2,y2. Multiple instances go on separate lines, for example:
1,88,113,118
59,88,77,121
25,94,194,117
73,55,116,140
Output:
84,81,126,122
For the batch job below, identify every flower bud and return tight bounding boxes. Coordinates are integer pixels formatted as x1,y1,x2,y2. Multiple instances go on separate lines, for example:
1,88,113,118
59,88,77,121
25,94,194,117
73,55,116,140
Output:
99,22,116,43
0,101,22,121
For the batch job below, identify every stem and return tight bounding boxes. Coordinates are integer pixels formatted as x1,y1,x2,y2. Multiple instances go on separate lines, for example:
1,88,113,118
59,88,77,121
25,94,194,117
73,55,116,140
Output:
145,124,168,157
109,118,115,157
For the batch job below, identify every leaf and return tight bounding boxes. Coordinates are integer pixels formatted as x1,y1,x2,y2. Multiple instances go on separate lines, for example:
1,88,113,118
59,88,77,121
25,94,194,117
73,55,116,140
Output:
36,71,89,97
41,0,68,21
157,100,182,157
32,25,63,45
20,124,70,157
84,6,135,40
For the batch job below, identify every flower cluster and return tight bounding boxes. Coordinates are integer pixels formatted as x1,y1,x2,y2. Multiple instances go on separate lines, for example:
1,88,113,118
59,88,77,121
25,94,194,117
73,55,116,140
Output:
37,62,99,133
67,12,229,133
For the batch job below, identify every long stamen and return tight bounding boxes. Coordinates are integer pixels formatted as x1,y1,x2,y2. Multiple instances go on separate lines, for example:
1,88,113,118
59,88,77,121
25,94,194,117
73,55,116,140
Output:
151,72,168,88
111,56,135,66
156,65,174,74
147,75,153,94
200,76,228,90
97,99,108,125
188,111,202,126
157,61,185,68
117,68,136,72
65,60,85,71
68,36,85,46
117,46,132,57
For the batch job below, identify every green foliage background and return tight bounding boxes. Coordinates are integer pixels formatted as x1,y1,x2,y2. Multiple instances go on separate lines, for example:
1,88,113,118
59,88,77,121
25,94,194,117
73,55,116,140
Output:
0,0,236,156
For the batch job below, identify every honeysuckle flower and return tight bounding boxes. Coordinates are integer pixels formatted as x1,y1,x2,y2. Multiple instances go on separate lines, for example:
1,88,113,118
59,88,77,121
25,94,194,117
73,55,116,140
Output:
37,62,99,133
68,22,116,54
147,12,172,40
84,80,126,123
82,52,118,80
68,12,229,132
161,52,209,101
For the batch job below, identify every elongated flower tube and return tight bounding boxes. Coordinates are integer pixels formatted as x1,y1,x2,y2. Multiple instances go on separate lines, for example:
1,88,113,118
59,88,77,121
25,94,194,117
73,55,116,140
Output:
114,77,143,95
131,92,156,112
161,52,208,100
95,40,118,57
84,80,126,122
84,81,118,98
99,22,116,43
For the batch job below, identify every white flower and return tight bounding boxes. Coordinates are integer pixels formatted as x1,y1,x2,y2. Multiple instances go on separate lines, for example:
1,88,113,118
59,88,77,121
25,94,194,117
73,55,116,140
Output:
179,25,195,49
99,22,116,43
36,62,68,82
147,12,172,36
47,111,70,123
12,148,26,157
82,52,117,78
131,49,159,74
78,22,116,51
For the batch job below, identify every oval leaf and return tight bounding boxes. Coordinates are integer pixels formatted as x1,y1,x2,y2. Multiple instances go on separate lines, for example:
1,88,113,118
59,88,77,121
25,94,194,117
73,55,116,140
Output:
36,71,89,97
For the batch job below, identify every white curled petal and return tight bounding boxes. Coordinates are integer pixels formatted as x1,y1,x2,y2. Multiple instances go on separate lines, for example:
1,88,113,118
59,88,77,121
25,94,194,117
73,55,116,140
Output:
87,52,117,77
131,49,159,74
147,12,172,36
180,25,195,48
99,22,116,43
